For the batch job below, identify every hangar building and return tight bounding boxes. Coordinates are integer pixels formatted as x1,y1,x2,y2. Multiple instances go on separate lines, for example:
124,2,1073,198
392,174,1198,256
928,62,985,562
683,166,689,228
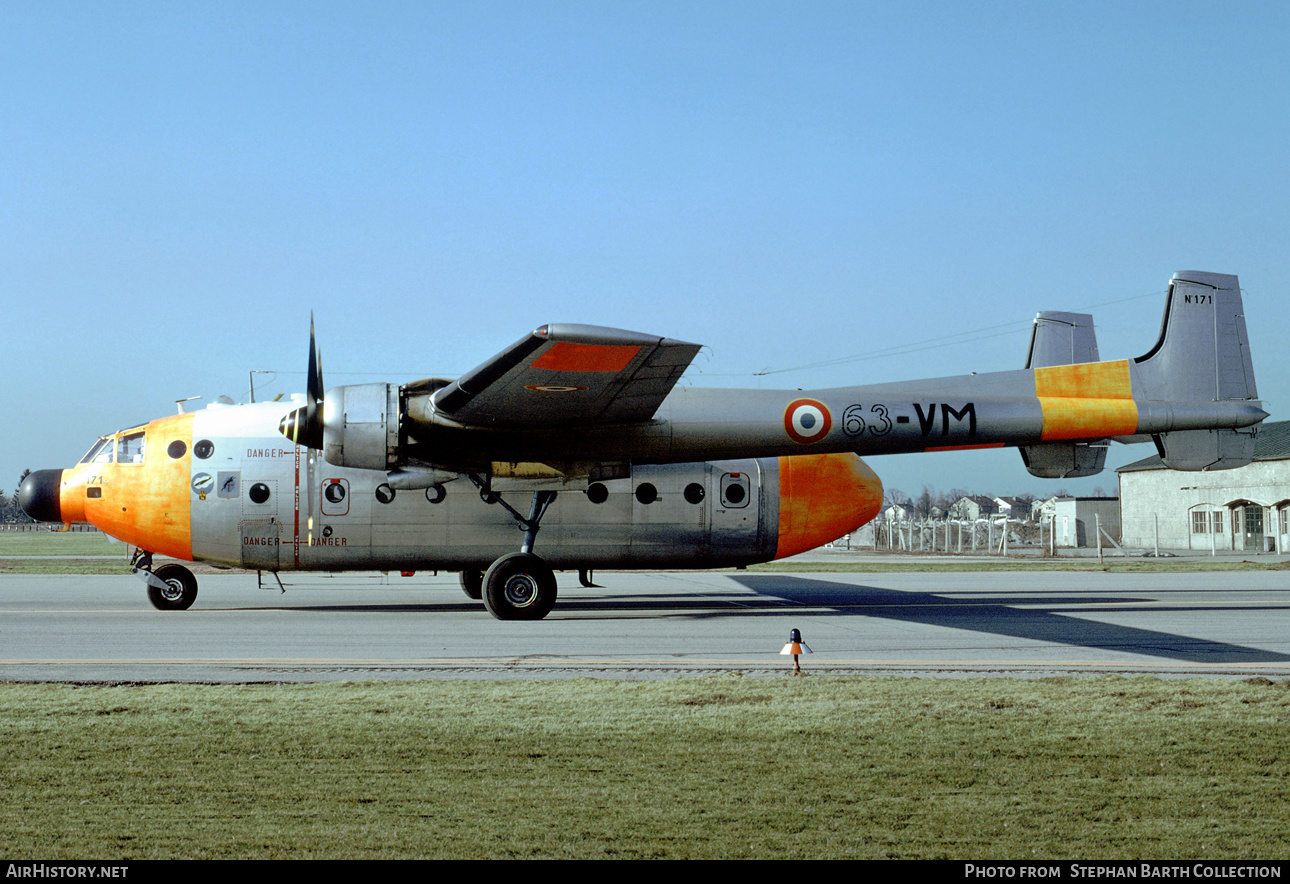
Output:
1117,421,1290,553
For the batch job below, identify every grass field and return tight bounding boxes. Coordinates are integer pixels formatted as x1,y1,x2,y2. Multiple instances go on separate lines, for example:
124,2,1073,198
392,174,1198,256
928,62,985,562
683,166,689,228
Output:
0,530,125,556
0,531,131,575
5,531,1288,859
2,676,1288,859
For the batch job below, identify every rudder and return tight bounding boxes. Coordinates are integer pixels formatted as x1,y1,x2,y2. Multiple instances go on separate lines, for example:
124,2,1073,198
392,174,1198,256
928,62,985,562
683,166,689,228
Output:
1134,271,1257,402
1135,272,1260,470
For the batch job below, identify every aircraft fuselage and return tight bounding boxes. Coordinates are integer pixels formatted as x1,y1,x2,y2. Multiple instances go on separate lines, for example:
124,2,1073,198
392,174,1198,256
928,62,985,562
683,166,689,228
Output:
35,400,882,575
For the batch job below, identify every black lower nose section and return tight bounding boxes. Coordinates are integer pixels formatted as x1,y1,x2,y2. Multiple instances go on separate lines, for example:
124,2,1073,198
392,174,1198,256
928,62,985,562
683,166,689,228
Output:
18,469,64,522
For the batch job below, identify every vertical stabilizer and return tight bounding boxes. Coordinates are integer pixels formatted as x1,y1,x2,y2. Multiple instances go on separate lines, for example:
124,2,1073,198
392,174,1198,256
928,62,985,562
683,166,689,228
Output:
1134,272,1257,402
1134,272,1260,470
1021,311,1108,478
1024,311,1099,369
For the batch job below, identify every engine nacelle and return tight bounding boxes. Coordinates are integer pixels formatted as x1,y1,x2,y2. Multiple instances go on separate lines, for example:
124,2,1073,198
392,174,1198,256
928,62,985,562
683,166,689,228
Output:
322,383,401,470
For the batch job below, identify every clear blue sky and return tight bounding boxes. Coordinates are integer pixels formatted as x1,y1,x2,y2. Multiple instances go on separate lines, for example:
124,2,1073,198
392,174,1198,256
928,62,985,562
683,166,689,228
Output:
3,1,1288,503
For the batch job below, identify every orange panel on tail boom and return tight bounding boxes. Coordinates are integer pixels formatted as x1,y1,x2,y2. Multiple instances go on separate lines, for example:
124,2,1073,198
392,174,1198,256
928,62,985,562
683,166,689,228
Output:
1034,360,1139,440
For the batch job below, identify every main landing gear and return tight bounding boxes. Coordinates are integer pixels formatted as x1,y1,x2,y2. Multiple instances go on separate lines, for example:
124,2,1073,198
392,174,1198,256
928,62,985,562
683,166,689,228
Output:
131,550,198,611
482,552,558,620
459,569,484,600
467,479,561,621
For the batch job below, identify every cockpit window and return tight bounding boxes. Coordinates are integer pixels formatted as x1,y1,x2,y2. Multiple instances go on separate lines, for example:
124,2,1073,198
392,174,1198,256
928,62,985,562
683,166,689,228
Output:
80,437,113,465
117,431,146,465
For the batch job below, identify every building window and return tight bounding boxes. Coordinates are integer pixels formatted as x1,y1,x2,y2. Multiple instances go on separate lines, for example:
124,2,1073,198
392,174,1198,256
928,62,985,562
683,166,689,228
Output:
1191,511,1225,533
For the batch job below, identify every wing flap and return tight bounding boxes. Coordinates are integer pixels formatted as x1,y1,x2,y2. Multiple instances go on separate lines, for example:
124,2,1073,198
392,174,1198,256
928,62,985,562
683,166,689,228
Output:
430,324,701,428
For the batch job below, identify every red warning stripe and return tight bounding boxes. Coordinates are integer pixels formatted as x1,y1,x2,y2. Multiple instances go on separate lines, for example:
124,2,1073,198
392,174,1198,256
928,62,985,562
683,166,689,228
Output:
531,342,640,372
924,442,1006,453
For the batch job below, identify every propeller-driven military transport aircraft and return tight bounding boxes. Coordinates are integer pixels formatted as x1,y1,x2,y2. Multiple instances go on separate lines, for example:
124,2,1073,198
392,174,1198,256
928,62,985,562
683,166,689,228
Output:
20,271,1266,619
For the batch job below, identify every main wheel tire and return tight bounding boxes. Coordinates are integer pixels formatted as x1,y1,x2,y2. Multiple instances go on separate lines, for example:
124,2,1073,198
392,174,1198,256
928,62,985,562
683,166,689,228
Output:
147,563,198,611
482,553,557,621
459,569,484,600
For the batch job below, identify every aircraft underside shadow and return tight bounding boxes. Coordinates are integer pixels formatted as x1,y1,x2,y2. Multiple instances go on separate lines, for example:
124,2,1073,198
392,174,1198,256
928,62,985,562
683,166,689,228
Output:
722,574,1290,665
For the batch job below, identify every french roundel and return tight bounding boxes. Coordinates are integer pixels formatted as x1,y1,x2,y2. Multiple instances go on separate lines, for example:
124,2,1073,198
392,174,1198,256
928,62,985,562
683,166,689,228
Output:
784,398,832,444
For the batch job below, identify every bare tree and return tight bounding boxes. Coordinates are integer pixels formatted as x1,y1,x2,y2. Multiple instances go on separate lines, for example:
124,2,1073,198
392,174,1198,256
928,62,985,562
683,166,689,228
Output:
6,470,34,523
938,487,970,513
915,486,935,520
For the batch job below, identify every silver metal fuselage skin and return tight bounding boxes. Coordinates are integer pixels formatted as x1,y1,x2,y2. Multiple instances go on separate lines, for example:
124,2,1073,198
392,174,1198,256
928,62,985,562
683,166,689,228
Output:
190,401,784,572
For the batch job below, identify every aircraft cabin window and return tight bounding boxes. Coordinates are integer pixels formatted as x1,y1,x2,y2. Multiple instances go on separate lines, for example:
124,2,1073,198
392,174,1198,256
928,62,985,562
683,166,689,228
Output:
117,432,146,465
720,472,750,508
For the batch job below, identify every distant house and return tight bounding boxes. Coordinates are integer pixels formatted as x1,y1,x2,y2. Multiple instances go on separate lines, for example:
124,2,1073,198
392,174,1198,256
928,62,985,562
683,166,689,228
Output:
883,501,915,521
947,495,999,521
1031,495,1062,522
993,496,1029,517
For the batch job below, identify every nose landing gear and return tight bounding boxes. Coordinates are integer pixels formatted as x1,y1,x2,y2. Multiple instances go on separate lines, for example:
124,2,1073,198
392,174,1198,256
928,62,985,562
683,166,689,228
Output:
132,550,198,611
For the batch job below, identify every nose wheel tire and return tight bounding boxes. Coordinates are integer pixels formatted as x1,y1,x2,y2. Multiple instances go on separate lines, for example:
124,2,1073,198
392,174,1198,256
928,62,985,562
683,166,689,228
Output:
482,553,557,620
146,563,198,611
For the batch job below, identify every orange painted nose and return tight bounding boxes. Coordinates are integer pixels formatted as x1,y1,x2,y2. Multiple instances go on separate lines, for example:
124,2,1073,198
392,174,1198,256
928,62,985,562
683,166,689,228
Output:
774,453,883,559
18,468,88,525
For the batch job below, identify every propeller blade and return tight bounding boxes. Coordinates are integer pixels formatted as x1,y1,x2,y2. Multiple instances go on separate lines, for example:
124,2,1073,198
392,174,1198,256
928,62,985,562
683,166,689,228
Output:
307,312,324,405
279,314,326,449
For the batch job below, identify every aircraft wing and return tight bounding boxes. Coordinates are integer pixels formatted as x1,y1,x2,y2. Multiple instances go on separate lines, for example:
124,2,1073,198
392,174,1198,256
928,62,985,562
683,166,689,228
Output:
429,324,702,428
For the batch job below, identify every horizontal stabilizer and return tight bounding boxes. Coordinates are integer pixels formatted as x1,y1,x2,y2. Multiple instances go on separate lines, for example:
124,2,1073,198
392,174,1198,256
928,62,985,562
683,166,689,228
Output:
1154,427,1258,471
1020,442,1108,479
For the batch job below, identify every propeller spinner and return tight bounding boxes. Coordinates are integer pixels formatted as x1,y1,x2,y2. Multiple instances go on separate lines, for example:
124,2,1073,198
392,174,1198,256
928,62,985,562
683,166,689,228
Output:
278,314,325,449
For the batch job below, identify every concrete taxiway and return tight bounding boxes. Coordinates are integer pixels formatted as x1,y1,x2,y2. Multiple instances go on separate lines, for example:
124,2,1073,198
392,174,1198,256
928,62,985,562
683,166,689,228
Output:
2,565,1289,682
